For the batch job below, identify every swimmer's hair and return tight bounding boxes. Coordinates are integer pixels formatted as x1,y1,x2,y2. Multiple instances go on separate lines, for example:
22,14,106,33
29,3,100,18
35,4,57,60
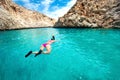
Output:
51,35,55,40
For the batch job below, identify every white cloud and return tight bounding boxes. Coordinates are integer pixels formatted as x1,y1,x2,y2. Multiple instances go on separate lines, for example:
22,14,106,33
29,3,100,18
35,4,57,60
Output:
13,0,30,3
41,0,54,12
44,0,77,19
13,0,40,10
13,0,77,19
21,0,40,10
24,3,40,11
41,0,54,5
22,0,30,3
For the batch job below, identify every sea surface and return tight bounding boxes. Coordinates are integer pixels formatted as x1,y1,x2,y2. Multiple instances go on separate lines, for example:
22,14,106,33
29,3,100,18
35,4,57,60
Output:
0,28,120,80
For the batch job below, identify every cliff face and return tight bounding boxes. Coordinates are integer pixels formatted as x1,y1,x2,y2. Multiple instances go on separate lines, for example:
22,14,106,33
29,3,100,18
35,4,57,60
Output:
0,0,56,30
55,0,120,28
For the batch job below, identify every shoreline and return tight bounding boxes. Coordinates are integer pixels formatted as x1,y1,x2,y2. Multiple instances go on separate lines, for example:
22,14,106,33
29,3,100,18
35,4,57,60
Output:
0,26,120,31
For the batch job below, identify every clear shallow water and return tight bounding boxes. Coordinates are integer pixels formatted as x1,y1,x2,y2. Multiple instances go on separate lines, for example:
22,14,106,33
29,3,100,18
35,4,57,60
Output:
0,28,120,80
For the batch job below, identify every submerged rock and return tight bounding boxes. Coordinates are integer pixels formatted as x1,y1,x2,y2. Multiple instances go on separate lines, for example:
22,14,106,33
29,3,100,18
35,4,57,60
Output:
55,0,120,28
0,0,56,30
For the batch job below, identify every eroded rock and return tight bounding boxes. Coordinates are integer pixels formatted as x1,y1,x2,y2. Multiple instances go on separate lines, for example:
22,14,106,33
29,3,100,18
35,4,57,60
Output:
55,0,120,28
0,0,56,30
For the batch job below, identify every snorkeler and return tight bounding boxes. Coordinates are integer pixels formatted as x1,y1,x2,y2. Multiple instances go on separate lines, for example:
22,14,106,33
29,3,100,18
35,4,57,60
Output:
25,35,55,57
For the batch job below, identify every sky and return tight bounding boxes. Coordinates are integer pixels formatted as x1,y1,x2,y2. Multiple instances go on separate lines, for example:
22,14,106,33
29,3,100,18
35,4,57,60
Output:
13,0,77,19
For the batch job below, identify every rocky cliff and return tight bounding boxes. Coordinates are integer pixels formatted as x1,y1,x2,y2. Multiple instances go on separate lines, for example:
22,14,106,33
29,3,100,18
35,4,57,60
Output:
55,0,120,28
0,0,56,30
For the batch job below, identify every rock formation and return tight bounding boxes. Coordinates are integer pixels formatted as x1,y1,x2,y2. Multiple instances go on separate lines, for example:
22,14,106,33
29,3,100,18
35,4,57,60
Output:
0,0,56,30
55,0,120,28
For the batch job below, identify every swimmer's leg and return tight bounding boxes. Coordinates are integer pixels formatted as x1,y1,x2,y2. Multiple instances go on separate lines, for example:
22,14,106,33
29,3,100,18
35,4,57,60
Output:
25,50,32,57
43,45,51,54
34,50,42,57
34,45,44,57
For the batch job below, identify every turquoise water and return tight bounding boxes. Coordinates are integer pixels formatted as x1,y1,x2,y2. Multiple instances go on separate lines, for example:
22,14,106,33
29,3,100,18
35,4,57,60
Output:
0,28,120,80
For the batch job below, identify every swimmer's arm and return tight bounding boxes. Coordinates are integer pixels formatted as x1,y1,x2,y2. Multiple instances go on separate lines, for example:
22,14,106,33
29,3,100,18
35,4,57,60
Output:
53,40,60,42
52,40,56,42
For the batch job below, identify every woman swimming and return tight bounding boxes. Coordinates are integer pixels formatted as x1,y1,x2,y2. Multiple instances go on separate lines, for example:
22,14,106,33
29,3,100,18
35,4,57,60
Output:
25,35,55,57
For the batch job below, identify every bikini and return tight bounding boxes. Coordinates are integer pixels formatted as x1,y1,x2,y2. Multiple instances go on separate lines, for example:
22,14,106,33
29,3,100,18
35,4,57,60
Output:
42,40,53,47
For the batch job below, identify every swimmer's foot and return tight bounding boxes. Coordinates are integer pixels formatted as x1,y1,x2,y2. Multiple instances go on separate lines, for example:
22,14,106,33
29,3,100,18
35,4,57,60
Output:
25,51,32,58
34,50,42,57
